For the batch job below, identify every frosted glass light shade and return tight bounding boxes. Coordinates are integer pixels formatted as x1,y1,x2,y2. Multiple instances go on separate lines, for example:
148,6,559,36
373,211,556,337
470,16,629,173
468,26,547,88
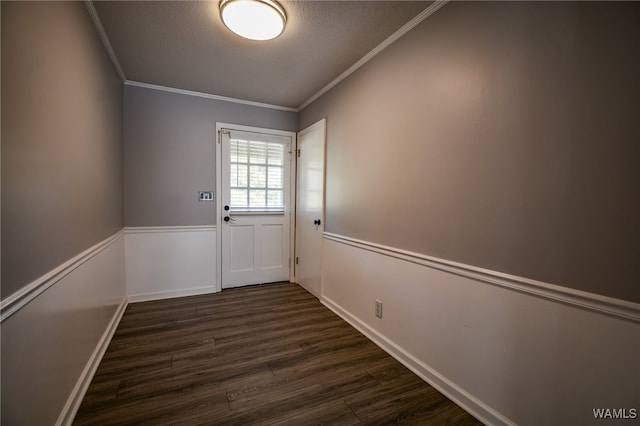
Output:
220,0,286,41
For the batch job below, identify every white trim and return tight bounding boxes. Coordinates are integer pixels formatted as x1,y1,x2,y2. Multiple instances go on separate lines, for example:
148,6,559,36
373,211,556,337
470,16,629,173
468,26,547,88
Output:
322,295,511,426
216,128,223,293
297,0,449,111
124,225,216,234
0,230,124,322
324,232,639,323
294,118,327,294
125,81,298,112
84,1,126,82
289,131,298,283
216,123,297,289
297,117,327,137
56,297,128,426
86,0,448,112
127,285,218,303
229,210,285,216
216,122,298,138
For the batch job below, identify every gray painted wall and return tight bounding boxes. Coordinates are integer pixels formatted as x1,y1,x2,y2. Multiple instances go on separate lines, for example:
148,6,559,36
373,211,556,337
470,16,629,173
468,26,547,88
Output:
1,1,124,298
300,1,640,302
123,85,298,226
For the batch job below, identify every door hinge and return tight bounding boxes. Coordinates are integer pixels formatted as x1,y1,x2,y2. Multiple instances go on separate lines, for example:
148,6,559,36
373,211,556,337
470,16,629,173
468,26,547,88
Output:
297,149,301,158
296,257,299,265
218,129,230,144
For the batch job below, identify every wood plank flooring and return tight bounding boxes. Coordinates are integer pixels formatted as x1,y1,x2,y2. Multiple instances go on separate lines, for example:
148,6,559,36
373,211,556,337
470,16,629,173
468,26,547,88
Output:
74,282,481,425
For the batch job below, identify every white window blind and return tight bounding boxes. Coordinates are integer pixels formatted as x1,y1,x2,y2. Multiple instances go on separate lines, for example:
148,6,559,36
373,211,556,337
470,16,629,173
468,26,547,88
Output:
229,138,285,211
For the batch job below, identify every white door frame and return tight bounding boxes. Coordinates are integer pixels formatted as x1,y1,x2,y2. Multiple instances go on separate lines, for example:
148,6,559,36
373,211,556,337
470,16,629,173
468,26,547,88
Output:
294,118,327,298
215,122,297,291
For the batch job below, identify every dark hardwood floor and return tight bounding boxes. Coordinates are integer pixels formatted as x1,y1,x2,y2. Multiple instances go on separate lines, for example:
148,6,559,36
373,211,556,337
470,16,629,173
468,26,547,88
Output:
74,282,481,425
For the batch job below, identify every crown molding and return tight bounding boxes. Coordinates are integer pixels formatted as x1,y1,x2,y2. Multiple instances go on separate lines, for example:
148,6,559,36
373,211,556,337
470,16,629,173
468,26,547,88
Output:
297,0,449,111
85,1,126,82
86,0,449,113
125,81,298,112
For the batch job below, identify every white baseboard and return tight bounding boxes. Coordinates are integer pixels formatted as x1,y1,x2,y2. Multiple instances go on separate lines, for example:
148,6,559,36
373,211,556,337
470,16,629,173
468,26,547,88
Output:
322,296,508,426
127,285,218,303
56,297,128,426
321,234,639,426
1,232,126,426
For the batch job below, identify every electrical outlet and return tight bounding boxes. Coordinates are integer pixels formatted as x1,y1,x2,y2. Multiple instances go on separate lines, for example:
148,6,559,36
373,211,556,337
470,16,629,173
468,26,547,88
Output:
375,300,383,318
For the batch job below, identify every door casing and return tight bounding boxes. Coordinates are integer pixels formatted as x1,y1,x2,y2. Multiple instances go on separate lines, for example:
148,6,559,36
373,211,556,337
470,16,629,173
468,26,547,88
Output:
294,119,326,298
216,122,297,291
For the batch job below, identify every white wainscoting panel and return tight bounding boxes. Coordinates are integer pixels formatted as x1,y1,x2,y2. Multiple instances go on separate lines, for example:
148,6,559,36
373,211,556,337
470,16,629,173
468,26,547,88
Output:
1,231,126,426
125,226,218,301
321,235,639,426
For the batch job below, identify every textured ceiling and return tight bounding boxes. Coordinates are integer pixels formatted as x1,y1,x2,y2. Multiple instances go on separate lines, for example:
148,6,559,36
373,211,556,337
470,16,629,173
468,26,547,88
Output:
93,1,431,109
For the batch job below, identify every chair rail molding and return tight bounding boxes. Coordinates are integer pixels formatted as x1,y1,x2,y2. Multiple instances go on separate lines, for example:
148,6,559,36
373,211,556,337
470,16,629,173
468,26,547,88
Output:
323,232,639,323
1,230,124,322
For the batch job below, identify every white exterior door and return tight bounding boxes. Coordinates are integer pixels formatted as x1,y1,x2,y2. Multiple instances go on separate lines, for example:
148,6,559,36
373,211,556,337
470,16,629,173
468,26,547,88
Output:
219,127,294,289
294,119,326,298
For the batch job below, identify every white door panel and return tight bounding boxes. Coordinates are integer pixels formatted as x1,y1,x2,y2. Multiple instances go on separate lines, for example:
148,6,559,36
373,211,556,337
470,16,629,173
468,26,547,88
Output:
261,224,284,268
295,119,326,297
229,225,255,272
219,127,294,289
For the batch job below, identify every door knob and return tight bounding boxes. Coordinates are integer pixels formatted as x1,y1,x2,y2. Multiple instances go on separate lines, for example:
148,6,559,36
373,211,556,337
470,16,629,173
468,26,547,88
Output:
224,216,235,223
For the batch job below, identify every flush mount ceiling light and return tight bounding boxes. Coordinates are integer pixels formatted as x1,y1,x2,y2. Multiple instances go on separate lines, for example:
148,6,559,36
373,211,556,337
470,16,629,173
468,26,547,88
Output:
219,0,287,41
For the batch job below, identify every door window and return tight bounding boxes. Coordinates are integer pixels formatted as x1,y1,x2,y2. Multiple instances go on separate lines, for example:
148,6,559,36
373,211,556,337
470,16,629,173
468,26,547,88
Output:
229,139,285,211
